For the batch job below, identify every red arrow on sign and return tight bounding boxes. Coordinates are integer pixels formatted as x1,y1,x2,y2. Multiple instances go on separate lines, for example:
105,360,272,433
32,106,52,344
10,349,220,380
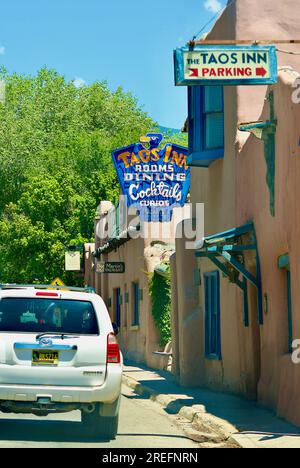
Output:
189,68,199,77
256,67,267,77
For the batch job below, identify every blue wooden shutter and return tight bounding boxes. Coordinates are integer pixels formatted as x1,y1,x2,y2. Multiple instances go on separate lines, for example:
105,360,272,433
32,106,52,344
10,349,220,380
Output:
116,288,121,328
203,86,224,150
187,86,224,167
133,283,140,326
204,271,221,360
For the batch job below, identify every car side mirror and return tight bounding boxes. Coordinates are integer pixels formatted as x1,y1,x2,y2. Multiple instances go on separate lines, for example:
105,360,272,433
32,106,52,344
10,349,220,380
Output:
112,322,119,335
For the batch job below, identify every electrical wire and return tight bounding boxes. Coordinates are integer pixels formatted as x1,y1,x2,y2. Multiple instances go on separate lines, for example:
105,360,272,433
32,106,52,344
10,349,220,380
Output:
276,48,300,56
190,0,237,42
189,1,300,56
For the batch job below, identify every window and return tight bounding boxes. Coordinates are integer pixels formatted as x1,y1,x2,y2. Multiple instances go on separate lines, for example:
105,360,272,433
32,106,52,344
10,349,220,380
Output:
132,282,140,326
204,271,221,360
278,255,293,353
188,85,224,167
203,87,224,150
123,285,129,328
0,298,99,335
114,288,122,328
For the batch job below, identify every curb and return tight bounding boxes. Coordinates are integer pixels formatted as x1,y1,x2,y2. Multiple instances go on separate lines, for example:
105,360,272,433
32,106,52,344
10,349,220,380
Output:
122,373,242,448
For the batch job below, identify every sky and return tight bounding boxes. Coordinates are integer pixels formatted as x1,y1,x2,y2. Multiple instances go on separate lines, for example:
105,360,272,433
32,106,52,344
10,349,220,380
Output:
0,0,226,129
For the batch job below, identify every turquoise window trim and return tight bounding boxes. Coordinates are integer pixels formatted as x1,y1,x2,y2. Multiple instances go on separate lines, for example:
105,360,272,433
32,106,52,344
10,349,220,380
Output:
188,86,224,168
187,149,224,167
115,288,121,328
204,271,222,360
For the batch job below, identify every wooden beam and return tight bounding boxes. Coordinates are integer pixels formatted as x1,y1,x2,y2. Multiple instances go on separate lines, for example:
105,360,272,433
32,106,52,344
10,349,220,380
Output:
189,40,300,46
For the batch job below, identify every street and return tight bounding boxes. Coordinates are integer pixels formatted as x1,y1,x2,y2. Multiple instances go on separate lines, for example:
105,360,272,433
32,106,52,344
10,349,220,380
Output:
0,385,199,448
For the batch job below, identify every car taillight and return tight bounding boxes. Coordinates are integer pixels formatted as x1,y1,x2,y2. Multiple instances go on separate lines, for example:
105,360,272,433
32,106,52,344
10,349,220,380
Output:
107,333,121,364
36,292,59,297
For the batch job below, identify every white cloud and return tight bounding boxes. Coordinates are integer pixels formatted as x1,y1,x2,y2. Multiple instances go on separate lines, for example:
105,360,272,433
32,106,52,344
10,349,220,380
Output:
0,46,5,55
73,77,86,88
204,0,222,14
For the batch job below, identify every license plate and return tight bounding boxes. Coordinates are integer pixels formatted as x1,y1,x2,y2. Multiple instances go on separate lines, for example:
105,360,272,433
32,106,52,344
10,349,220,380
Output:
32,350,59,366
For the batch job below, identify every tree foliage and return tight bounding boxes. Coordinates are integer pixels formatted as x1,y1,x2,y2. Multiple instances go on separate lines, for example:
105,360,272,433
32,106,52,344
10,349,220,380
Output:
0,68,155,284
148,272,172,347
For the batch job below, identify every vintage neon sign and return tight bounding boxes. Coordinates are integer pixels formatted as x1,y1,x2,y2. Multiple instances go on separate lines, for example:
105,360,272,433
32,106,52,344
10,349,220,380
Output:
112,133,190,221
174,45,278,86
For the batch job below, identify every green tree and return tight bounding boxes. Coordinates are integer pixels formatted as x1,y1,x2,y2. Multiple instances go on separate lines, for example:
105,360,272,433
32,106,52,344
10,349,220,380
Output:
0,68,155,284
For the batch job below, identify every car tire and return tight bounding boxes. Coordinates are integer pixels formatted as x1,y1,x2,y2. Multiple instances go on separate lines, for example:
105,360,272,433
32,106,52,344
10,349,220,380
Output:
81,404,119,441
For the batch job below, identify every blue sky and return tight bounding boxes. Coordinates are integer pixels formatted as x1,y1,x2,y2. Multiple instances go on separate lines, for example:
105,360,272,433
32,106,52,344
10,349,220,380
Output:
0,0,226,128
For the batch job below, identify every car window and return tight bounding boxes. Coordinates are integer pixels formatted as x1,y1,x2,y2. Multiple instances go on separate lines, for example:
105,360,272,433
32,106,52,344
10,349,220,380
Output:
0,298,99,334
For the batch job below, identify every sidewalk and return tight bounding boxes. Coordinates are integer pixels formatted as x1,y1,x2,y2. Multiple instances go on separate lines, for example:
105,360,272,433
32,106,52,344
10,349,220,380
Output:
123,363,300,448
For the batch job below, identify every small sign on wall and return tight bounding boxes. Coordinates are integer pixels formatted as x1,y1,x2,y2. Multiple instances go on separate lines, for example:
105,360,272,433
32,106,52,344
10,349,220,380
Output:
96,262,125,274
65,251,81,271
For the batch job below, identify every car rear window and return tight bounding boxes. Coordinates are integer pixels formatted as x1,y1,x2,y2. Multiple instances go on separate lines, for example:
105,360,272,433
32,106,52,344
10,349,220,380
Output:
0,298,99,335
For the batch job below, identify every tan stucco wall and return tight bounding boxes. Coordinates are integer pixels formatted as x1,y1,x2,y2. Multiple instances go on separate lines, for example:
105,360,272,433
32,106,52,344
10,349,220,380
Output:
91,206,187,371
175,1,242,393
173,0,300,412
99,237,161,368
237,69,300,422
173,219,202,387
84,243,96,289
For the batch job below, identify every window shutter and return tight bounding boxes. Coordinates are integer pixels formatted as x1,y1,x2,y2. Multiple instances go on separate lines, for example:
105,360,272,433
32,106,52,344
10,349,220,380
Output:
204,271,221,360
204,86,223,112
205,113,224,149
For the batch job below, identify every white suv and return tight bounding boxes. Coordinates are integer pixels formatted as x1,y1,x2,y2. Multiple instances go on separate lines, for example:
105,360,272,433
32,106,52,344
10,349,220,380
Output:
0,285,123,440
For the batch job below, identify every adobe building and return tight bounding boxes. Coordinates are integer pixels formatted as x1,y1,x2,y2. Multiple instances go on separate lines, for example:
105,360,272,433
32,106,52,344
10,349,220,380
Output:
85,201,187,370
171,0,300,426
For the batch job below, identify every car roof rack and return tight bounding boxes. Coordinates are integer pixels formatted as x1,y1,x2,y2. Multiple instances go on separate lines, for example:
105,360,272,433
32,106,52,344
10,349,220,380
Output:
0,284,96,294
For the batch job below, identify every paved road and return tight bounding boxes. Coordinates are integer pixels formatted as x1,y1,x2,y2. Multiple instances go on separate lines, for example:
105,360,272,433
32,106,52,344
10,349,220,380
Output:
0,385,199,448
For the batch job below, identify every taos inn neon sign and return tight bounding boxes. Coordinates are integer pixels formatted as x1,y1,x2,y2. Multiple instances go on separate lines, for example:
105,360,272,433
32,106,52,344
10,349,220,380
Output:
174,45,278,86
112,133,190,221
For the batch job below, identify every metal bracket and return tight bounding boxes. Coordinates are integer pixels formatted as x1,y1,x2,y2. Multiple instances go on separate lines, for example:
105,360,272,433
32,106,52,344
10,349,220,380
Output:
239,91,277,216
196,222,263,326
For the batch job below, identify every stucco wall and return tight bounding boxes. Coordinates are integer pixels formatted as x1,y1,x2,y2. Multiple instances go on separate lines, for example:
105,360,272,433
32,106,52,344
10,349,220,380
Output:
237,69,300,422
84,243,96,289
92,206,187,371
173,0,300,407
